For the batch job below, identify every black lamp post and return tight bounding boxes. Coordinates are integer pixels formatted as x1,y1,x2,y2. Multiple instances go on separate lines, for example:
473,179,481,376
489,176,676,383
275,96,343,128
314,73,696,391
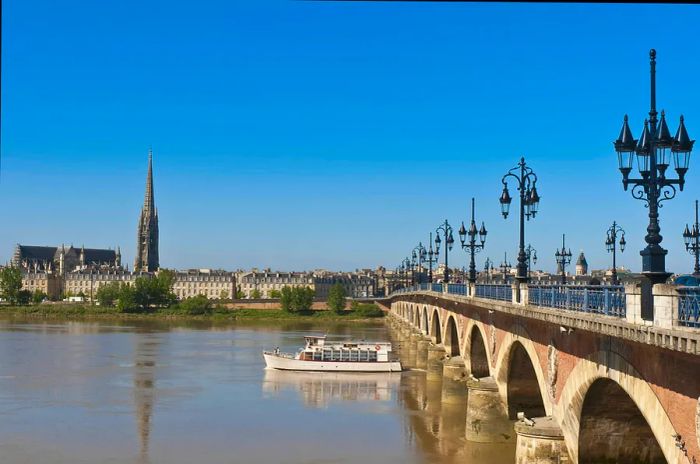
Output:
401,257,411,287
499,252,512,283
683,200,700,276
459,197,488,283
606,222,626,285
614,49,695,284
500,157,540,283
555,234,572,285
424,232,438,283
412,243,426,284
435,220,454,283
525,244,537,279
484,257,494,283
410,253,417,285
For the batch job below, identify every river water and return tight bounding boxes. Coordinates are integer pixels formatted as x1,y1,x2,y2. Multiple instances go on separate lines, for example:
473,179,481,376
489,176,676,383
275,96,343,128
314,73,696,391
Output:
0,319,512,464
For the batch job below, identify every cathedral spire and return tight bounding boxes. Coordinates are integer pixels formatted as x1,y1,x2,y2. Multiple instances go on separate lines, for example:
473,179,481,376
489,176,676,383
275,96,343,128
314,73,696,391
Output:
144,147,155,214
135,148,160,272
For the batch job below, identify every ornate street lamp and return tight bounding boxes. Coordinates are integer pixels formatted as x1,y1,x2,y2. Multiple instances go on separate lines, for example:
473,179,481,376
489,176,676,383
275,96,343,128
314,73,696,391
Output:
499,252,512,284
401,257,411,288
555,234,572,285
412,242,427,284
683,200,700,276
606,222,626,285
614,49,695,284
424,232,438,283
500,157,540,283
435,220,455,283
459,198,488,283
525,244,537,279
484,257,494,283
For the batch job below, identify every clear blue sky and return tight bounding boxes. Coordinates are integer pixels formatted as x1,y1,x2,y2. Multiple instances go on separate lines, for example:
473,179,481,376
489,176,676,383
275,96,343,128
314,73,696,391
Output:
2,1,700,274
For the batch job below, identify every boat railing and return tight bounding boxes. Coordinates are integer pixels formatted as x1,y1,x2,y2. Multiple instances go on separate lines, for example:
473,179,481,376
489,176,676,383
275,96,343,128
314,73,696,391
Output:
263,350,295,359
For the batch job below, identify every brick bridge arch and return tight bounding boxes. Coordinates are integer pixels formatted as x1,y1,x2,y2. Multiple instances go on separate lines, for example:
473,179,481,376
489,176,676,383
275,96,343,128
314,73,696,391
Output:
494,323,552,417
557,349,684,464
461,315,493,377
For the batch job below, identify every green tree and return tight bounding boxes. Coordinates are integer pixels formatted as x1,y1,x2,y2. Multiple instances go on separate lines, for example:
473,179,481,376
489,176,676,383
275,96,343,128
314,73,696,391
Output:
251,289,262,299
177,294,212,315
132,271,177,311
280,286,294,312
32,290,48,304
235,289,245,299
96,282,121,307
0,267,23,304
283,286,314,312
117,284,138,312
17,290,32,306
269,289,281,299
219,289,229,300
327,283,347,314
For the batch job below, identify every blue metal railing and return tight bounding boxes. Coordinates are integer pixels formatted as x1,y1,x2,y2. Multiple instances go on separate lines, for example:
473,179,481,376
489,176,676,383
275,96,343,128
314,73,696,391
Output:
678,287,700,328
419,283,429,291
431,283,443,293
528,285,626,318
447,283,467,295
475,284,512,302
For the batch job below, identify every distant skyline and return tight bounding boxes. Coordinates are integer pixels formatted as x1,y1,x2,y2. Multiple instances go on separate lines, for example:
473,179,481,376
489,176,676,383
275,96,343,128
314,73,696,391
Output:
2,1,700,274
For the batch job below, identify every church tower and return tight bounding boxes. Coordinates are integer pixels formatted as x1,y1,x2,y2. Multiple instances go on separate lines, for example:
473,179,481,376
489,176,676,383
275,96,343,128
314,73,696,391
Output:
134,149,159,272
576,251,588,276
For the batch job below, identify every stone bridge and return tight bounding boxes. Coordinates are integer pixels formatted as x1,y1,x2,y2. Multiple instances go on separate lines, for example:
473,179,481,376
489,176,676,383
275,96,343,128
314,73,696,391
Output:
378,283,700,464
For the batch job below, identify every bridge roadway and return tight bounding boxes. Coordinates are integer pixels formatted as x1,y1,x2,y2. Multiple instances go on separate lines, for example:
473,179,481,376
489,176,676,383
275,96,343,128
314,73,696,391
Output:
374,284,700,464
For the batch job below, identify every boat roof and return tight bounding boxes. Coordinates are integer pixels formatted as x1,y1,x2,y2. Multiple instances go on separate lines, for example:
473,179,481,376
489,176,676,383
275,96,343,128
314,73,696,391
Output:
304,335,327,340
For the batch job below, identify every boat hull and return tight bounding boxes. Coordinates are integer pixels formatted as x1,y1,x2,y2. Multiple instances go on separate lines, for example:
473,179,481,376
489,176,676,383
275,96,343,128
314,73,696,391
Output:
263,352,402,372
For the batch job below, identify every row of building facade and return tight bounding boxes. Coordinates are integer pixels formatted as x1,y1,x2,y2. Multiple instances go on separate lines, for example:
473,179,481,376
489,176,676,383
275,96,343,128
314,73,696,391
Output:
15,263,381,302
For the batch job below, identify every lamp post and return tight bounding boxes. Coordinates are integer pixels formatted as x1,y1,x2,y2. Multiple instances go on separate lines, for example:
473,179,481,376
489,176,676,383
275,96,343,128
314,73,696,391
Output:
525,244,537,279
401,258,411,288
555,234,572,285
500,157,540,283
412,243,426,284
424,232,438,283
683,200,700,276
499,252,512,284
459,197,488,283
484,257,494,283
435,220,454,283
606,222,626,285
614,49,695,284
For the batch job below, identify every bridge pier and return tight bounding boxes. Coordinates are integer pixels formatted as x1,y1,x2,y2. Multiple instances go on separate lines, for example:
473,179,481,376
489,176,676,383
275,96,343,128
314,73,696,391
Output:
426,345,446,382
514,416,570,464
465,376,514,444
441,356,467,404
415,339,430,369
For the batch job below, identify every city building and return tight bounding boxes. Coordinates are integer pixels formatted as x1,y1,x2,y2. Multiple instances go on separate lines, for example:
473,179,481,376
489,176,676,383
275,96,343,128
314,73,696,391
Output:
237,270,314,299
314,273,375,298
64,268,144,300
173,269,236,300
13,244,120,274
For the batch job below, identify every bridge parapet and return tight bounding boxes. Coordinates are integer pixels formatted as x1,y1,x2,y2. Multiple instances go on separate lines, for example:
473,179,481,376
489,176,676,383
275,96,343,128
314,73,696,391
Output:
391,284,700,355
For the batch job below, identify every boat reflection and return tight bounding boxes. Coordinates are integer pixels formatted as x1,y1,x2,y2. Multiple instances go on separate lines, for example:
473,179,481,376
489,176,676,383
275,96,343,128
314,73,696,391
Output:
262,369,401,408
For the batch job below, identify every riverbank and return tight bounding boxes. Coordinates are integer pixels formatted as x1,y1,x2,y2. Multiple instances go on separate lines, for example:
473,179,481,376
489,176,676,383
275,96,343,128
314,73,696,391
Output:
0,303,386,322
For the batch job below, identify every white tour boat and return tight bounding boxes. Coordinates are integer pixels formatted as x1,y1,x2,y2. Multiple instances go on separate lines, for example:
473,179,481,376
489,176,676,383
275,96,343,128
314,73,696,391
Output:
263,335,402,372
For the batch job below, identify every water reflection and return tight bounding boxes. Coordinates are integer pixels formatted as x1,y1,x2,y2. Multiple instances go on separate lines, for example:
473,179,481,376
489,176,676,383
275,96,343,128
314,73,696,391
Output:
0,319,515,463
262,369,400,407
133,333,160,464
